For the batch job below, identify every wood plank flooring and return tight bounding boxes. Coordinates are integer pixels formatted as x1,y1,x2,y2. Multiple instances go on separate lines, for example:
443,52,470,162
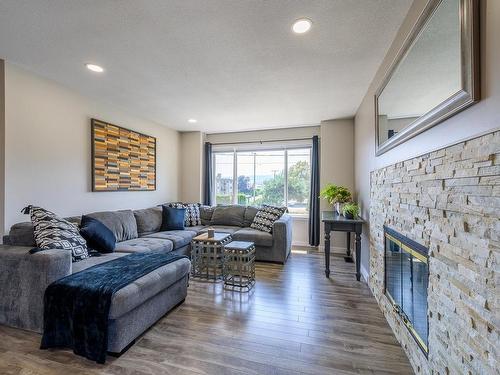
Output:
0,251,413,375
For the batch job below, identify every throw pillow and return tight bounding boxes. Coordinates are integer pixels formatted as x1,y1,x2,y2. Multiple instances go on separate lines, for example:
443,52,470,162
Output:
79,215,116,253
25,205,89,262
167,203,201,227
184,203,202,227
250,205,287,233
161,206,186,231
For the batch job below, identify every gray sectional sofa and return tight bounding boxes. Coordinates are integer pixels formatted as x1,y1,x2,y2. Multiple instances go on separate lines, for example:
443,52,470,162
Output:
0,204,292,354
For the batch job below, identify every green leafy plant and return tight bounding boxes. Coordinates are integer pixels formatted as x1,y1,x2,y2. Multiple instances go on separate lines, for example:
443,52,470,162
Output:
319,184,352,205
342,202,360,219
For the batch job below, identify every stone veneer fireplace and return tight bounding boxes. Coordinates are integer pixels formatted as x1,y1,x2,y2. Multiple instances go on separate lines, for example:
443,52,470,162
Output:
384,226,429,356
370,130,499,375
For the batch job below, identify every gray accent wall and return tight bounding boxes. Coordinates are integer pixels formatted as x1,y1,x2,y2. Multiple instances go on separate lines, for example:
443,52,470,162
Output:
319,119,355,250
354,0,500,279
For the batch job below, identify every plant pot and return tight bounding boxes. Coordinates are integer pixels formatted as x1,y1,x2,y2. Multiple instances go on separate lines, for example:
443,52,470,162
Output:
335,202,345,215
344,212,354,220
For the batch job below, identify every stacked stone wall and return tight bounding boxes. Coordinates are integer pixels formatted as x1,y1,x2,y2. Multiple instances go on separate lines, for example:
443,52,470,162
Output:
370,131,499,374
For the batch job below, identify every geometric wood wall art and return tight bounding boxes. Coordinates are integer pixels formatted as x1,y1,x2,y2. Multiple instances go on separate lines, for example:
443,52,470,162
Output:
91,118,156,191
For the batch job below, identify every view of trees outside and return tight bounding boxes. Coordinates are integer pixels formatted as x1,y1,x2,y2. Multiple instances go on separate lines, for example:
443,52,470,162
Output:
214,148,311,214
238,150,285,206
286,149,311,214
214,152,233,204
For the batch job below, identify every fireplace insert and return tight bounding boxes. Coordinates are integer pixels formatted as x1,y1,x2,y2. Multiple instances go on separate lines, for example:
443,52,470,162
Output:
384,226,429,355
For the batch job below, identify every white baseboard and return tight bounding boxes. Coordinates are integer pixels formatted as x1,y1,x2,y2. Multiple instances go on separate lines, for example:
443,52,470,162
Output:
292,243,346,252
292,241,315,247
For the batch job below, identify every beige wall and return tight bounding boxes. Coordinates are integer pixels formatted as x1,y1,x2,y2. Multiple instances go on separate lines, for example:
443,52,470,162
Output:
179,131,204,203
0,60,5,238
207,126,320,247
354,0,500,276
206,126,320,145
205,124,355,249
4,63,180,231
320,119,355,250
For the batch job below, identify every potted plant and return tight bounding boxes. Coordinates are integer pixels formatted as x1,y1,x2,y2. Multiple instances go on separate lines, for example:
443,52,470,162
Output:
342,202,360,220
320,184,352,215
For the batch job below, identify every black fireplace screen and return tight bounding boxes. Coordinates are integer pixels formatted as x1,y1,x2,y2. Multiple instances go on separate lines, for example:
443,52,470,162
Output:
384,226,429,355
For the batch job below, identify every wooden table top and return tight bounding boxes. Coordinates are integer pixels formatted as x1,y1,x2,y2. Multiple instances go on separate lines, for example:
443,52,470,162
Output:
192,232,231,243
321,211,365,223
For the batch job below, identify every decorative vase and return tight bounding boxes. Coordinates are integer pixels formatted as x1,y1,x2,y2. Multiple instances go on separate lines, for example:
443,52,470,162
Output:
335,202,345,215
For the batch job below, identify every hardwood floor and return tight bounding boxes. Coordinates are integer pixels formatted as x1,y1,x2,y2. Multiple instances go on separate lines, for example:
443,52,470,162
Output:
0,251,413,375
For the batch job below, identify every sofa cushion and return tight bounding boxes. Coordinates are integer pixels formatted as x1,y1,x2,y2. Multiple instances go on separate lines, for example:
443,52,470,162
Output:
87,210,138,242
133,207,162,236
71,253,127,273
233,228,273,247
65,216,82,226
114,238,173,253
80,215,116,253
210,205,245,227
7,222,36,247
188,225,208,234
243,206,259,227
108,257,191,319
197,225,241,235
28,206,89,262
143,230,197,249
199,205,215,225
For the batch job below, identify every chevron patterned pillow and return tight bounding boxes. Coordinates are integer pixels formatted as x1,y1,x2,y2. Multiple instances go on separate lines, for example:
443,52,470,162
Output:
26,205,89,262
250,204,287,233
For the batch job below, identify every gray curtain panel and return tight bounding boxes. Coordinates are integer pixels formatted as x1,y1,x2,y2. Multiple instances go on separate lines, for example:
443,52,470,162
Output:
308,136,320,246
203,142,213,205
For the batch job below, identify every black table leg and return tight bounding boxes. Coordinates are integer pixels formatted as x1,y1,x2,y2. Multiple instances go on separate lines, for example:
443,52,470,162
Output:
346,232,351,257
324,229,331,278
355,232,361,281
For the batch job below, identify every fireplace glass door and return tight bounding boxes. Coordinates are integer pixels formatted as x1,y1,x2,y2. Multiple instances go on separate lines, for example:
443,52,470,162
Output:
384,227,429,355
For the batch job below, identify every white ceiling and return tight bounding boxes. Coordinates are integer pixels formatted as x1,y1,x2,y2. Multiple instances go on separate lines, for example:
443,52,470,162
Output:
0,0,412,133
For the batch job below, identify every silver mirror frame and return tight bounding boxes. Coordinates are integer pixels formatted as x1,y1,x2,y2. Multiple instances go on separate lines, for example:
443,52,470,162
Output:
375,0,480,156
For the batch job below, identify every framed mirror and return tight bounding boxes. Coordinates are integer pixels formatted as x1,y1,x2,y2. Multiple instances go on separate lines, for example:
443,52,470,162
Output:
375,0,480,155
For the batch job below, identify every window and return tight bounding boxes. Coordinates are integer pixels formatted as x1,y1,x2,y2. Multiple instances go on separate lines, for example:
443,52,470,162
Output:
287,149,311,215
213,147,311,215
214,152,234,205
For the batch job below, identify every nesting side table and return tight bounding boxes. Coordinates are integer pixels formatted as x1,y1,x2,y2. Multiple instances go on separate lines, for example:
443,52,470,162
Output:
191,232,232,281
223,241,256,292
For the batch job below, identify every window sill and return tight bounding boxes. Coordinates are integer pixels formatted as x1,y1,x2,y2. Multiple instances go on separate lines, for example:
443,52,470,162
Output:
288,213,309,220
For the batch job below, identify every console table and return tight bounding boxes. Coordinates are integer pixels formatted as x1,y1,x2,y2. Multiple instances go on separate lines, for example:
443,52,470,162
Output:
322,211,365,281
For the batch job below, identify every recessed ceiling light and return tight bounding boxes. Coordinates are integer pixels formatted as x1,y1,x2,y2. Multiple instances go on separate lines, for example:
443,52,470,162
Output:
188,119,197,123
85,63,104,73
292,18,312,34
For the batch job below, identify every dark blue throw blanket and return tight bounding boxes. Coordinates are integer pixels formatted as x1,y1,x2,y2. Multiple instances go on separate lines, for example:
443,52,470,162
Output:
41,251,187,363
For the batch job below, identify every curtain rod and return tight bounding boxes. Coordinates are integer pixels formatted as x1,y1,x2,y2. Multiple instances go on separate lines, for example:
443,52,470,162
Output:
209,137,316,146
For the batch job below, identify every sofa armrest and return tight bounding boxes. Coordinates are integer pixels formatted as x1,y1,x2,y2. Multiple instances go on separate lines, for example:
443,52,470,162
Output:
0,246,72,332
272,213,293,263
